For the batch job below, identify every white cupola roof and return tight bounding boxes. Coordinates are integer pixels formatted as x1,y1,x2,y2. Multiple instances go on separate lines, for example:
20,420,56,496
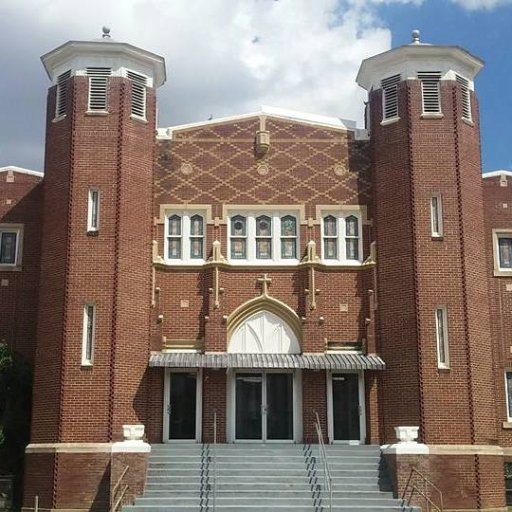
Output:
41,27,166,88
356,30,484,92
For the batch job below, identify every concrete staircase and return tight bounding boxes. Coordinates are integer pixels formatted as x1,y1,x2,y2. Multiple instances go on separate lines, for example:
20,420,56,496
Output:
123,443,415,511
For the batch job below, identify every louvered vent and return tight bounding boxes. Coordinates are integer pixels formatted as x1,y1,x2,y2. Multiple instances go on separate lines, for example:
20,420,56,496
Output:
381,74,400,120
456,74,471,121
126,71,147,118
55,70,71,118
86,67,111,111
418,72,442,114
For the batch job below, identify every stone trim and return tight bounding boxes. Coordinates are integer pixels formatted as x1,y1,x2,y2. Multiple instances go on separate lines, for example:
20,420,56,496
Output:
382,443,505,456
25,442,150,454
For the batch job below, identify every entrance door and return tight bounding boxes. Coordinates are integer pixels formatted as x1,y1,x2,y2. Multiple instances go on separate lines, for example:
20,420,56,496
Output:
235,372,294,441
332,373,361,442
168,372,197,440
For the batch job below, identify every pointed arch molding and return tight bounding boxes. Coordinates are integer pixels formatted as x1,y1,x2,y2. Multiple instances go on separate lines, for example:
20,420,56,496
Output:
227,296,302,353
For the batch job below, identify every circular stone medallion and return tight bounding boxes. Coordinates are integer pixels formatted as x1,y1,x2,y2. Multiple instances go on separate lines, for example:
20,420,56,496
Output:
257,163,269,176
333,164,347,176
181,163,193,175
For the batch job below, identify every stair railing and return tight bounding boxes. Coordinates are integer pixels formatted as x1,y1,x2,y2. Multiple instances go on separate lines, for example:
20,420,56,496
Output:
401,466,443,512
110,463,129,512
314,411,332,512
213,409,217,512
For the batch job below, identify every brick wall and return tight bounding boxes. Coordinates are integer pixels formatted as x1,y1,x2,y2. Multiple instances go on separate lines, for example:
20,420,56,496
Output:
0,170,42,363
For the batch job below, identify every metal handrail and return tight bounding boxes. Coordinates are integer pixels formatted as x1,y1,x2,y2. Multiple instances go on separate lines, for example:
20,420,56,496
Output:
314,411,332,512
213,409,217,512
110,464,129,512
401,466,443,512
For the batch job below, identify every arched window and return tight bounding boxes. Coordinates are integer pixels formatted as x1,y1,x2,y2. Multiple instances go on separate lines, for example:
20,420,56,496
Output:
165,211,206,262
231,215,247,259
167,215,182,259
280,216,297,259
256,215,272,259
345,215,359,260
190,215,204,259
323,215,337,259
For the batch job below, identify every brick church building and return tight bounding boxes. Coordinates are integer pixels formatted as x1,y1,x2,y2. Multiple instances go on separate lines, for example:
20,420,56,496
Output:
1,28,512,511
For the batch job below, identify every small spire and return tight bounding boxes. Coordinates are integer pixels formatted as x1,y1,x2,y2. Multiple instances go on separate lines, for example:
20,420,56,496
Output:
411,29,420,44
102,26,111,39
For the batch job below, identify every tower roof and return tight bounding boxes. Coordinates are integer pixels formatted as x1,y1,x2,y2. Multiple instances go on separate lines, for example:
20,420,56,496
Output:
41,30,166,88
356,32,483,91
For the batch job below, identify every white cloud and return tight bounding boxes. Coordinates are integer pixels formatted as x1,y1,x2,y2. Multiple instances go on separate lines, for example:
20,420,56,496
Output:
450,0,512,9
0,0,422,169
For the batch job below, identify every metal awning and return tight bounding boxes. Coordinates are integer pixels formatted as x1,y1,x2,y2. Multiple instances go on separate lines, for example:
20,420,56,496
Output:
149,352,385,370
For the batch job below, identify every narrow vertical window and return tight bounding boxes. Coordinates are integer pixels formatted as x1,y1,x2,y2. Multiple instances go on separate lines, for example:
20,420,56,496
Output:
435,307,449,368
86,67,111,111
167,215,182,259
190,215,204,259
0,231,18,265
381,74,400,121
418,72,442,114
126,71,147,119
345,215,359,260
323,216,338,259
498,237,512,270
256,215,272,259
82,304,95,366
430,195,443,237
280,216,297,259
505,372,512,421
87,189,100,232
456,75,471,121
55,69,71,118
231,216,247,259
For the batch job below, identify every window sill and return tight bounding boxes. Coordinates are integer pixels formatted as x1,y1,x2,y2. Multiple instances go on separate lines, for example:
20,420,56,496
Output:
52,114,66,123
380,117,400,126
421,113,444,119
493,269,512,277
462,118,474,127
86,110,109,116
503,422,512,430
0,264,21,272
131,114,148,124
438,365,450,372
81,362,93,368
87,230,99,237
431,235,444,241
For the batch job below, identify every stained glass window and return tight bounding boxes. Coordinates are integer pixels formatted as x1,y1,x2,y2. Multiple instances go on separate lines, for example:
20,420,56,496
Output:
281,216,297,259
231,216,247,259
256,216,272,259
323,216,337,259
345,215,359,260
167,215,182,259
190,215,203,259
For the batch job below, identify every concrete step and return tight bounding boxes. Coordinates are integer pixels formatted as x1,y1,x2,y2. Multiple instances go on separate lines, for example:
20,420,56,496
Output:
125,508,414,512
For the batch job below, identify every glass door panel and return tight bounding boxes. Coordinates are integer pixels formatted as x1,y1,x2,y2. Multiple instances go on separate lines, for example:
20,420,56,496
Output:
266,373,293,440
236,373,262,440
169,372,197,440
332,373,360,441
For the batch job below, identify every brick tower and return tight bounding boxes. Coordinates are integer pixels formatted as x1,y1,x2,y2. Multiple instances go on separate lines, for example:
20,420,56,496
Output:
23,29,166,510
357,31,505,509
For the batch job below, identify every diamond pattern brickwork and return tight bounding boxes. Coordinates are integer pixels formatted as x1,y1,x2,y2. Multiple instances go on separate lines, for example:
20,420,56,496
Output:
154,116,372,217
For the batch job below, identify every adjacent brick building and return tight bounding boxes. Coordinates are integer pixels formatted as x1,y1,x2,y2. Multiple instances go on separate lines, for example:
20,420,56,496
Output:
1,28,511,510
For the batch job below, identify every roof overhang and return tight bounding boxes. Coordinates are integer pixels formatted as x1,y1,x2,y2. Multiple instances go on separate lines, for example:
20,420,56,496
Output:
41,40,166,88
356,44,484,92
149,351,385,370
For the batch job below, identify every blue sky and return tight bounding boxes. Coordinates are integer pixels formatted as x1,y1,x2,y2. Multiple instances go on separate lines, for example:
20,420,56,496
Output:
0,0,510,172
